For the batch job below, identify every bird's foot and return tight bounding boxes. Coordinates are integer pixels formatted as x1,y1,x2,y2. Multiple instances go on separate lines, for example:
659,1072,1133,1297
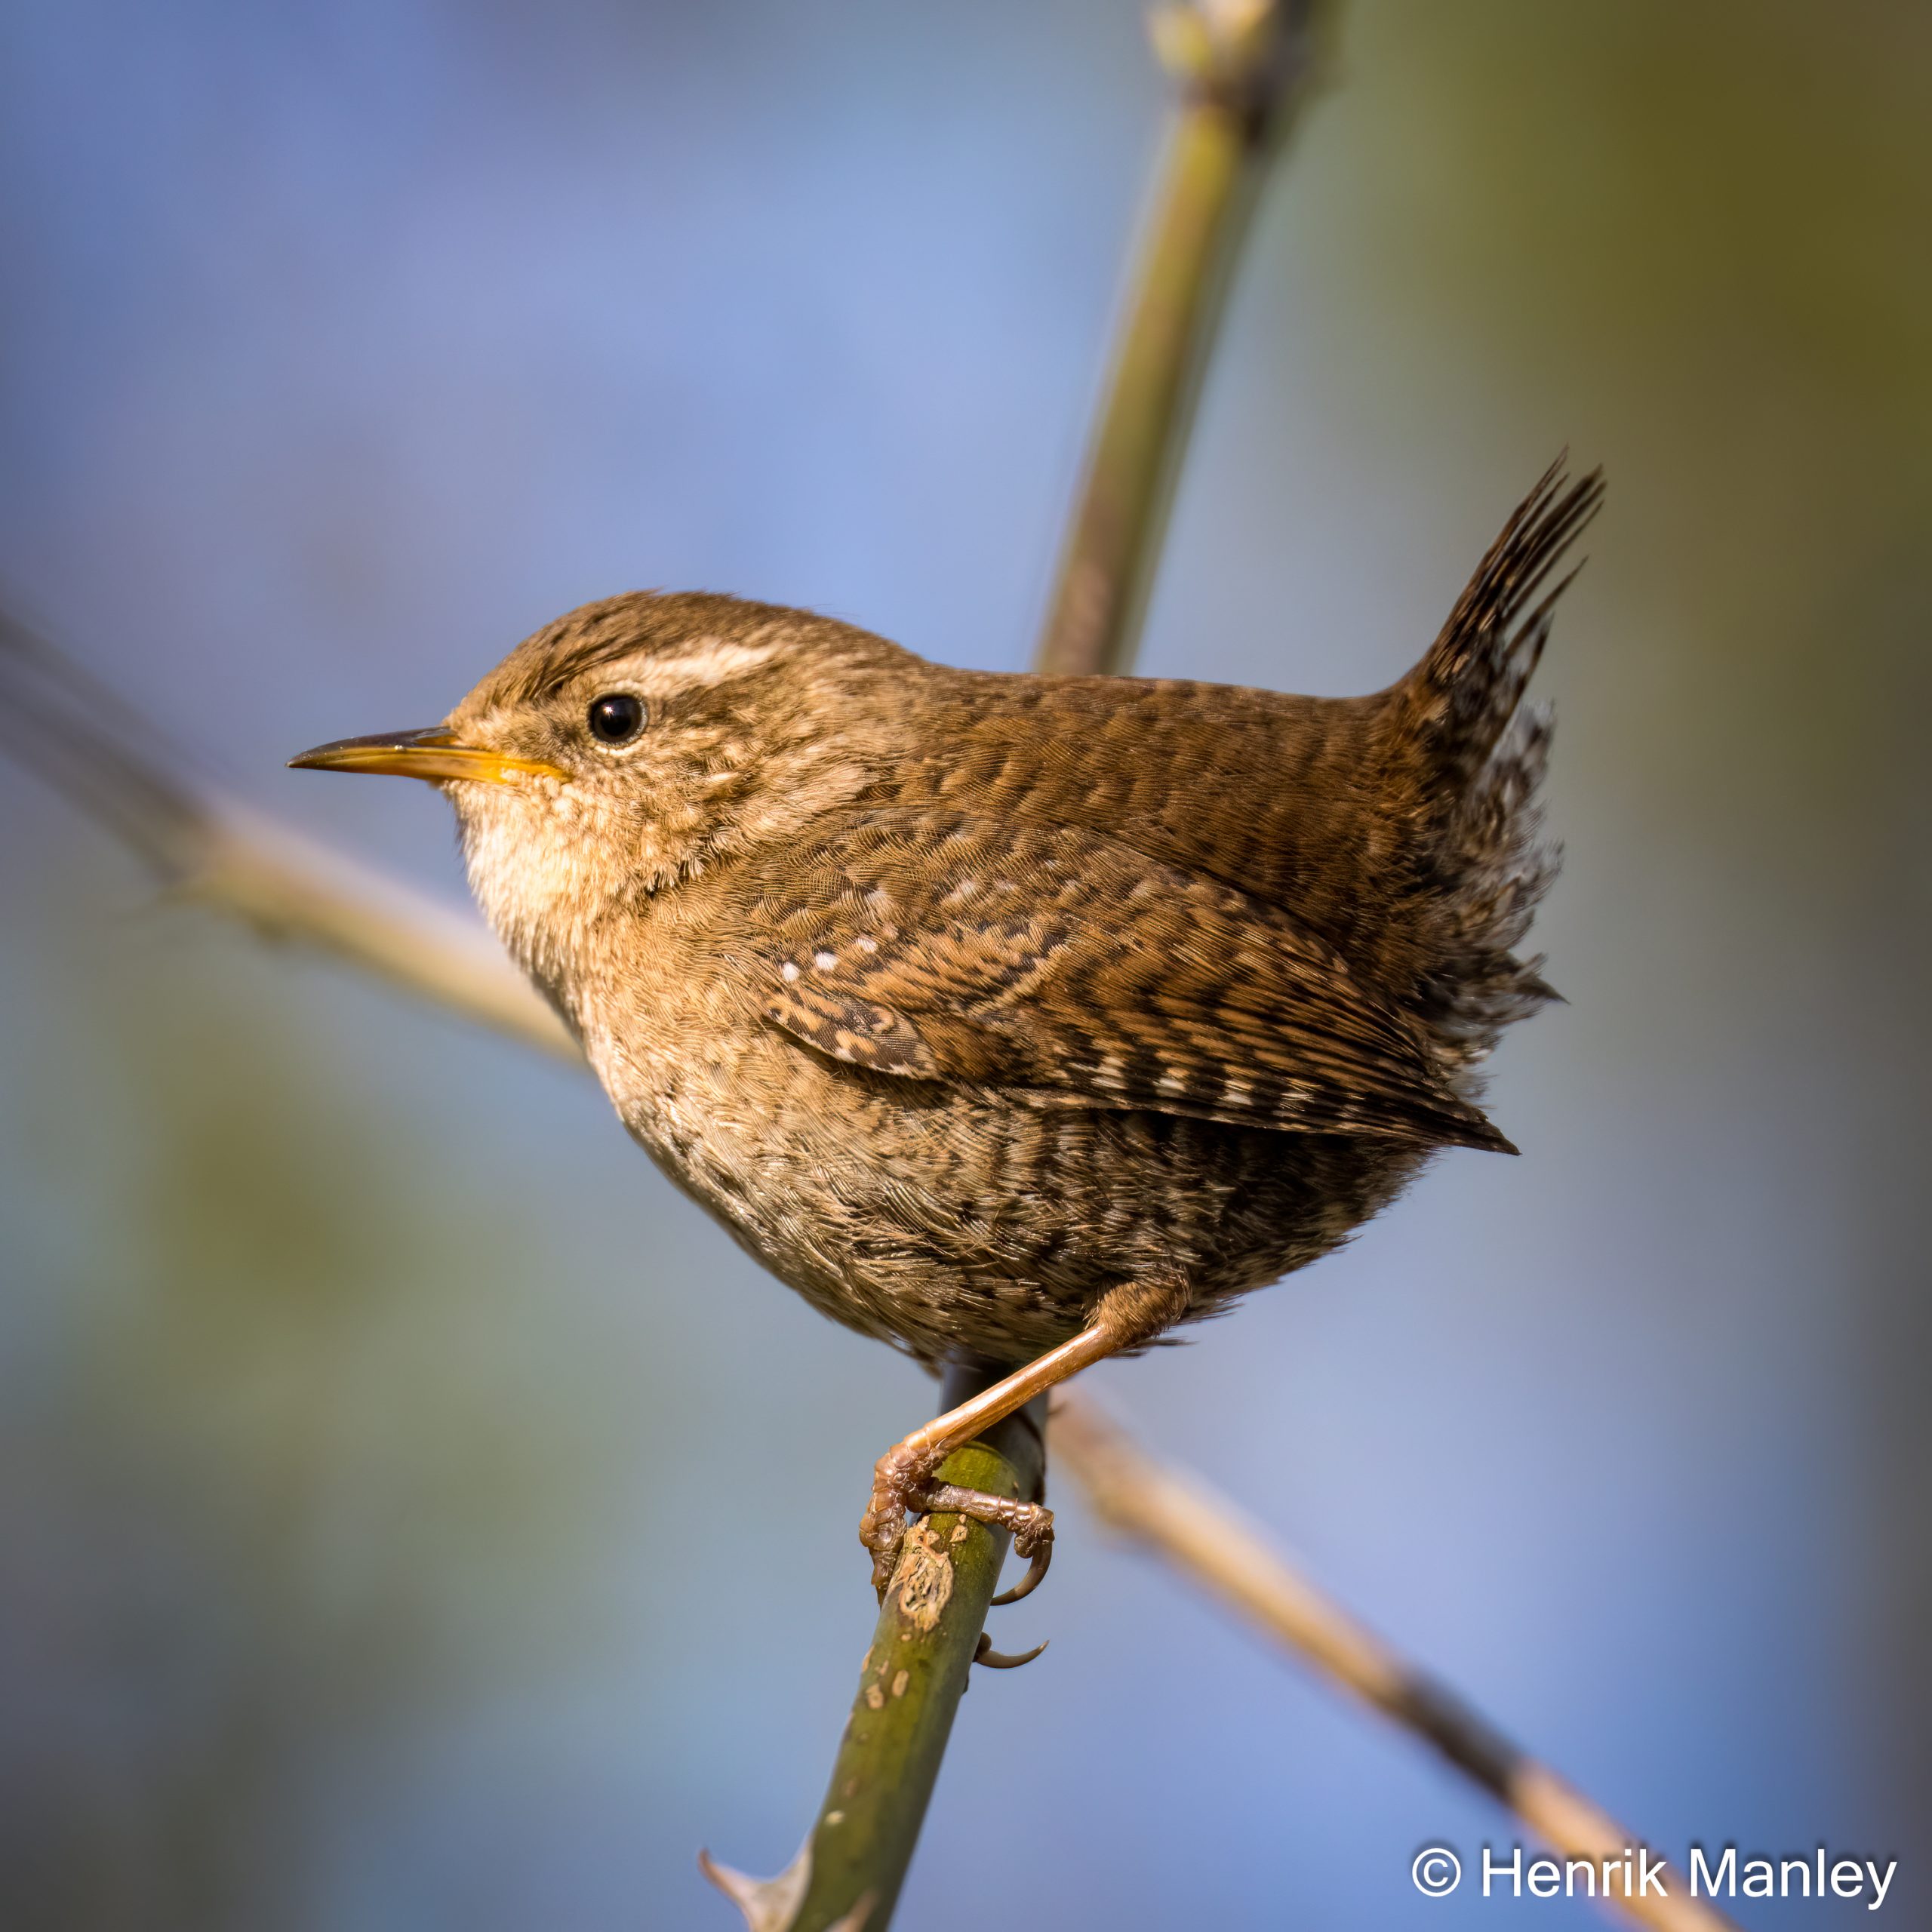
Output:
860,1441,1054,1599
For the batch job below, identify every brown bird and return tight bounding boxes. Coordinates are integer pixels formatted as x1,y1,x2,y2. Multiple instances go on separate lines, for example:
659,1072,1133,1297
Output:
292,461,1602,1595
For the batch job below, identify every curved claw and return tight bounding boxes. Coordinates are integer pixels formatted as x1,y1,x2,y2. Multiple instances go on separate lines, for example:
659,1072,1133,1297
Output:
974,1632,1048,1669
989,1534,1053,1607
863,1525,906,1601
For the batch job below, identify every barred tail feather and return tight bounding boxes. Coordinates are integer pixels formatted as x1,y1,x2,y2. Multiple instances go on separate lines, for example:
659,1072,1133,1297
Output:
1394,459,1604,1078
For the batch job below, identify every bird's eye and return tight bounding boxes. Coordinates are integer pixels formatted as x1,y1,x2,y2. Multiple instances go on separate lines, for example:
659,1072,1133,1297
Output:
587,694,647,745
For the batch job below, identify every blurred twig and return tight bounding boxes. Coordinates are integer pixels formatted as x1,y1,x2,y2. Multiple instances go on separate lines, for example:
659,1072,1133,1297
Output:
1053,1396,1740,1932
0,603,577,1059
1034,0,1325,677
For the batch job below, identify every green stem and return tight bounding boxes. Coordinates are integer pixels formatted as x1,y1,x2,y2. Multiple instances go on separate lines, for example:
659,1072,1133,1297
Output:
709,9,1327,1924
700,1367,1046,1932
1034,1,1322,678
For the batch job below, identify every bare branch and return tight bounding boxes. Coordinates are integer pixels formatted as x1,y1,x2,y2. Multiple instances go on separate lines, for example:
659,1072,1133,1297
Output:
1034,0,1326,678
1053,1394,1742,1932
0,602,577,1060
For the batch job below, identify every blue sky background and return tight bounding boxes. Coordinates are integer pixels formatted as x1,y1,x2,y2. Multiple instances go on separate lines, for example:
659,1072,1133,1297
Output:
1,2,1927,1926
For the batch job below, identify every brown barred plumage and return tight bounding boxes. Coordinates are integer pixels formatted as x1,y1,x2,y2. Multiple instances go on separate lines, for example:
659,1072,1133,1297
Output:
295,463,1601,1382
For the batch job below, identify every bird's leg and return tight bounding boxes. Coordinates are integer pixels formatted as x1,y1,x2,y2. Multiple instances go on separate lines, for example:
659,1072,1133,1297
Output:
860,1276,1189,1595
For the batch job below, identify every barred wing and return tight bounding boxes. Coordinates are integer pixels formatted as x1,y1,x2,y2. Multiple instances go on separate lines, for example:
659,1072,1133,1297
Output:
737,811,1509,1152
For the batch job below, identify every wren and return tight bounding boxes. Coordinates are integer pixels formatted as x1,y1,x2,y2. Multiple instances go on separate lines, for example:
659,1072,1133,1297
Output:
293,461,1603,1594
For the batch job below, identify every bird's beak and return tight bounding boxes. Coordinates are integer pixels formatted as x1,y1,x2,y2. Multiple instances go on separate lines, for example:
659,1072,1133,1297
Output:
288,727,568,786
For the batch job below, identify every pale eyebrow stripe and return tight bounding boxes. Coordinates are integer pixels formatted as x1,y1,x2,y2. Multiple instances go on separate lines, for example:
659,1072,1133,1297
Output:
626,637,783,697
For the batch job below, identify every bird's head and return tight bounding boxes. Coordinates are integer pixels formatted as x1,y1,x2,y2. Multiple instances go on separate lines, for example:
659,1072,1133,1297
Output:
291,591,908,991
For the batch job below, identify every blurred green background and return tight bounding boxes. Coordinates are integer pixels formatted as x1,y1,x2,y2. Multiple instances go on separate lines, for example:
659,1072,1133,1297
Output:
0,2,1925,1926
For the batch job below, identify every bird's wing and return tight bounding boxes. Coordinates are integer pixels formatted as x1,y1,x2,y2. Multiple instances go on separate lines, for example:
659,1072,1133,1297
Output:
734,810,1510,1151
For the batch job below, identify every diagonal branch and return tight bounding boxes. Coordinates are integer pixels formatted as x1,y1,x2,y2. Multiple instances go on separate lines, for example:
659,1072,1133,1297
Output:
1052,1395,1740,1932
0,602,576,1060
